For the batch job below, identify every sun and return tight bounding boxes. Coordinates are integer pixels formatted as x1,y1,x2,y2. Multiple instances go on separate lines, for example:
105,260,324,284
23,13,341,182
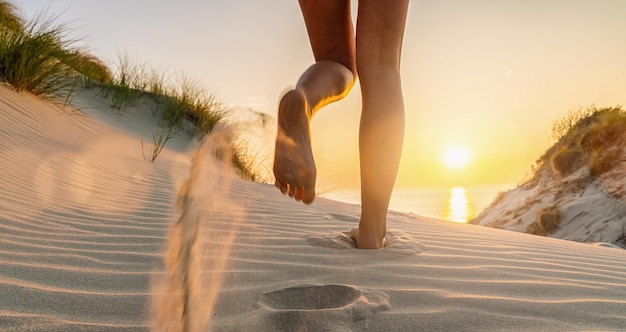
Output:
442,145,472,169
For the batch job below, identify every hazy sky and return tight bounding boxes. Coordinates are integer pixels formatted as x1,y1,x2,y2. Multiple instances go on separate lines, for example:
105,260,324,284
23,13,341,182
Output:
17,0,626,189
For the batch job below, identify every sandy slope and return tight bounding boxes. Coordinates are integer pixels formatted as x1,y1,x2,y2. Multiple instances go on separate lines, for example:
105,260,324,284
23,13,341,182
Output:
1,86,626,331
0,86,188,331
472,155,626,248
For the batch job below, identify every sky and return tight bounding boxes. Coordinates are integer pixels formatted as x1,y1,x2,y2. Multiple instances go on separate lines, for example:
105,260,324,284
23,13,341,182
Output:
17,0,626,190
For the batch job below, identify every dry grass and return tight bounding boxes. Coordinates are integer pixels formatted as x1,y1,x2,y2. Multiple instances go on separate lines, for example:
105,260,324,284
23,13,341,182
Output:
534,106,626,180
527,205,561,236
550,146,585,177
590,147,623,176
550,106,596,143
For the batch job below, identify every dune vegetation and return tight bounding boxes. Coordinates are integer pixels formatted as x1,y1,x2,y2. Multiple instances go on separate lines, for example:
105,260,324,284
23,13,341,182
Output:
540,105,626,179
472,106,626,247
0,1,261,179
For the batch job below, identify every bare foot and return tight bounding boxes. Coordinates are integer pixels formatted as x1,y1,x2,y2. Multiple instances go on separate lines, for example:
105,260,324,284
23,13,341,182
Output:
273,89,316,204
350,227,386,249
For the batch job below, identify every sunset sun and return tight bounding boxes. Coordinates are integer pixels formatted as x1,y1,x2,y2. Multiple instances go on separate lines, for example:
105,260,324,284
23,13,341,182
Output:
442,146,472,169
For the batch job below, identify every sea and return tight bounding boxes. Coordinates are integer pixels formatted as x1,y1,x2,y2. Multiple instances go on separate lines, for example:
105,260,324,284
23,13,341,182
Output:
320,184,515,223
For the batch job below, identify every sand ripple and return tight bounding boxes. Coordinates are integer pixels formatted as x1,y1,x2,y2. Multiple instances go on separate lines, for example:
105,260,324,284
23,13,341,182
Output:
0,88,184,330
2,87,626,331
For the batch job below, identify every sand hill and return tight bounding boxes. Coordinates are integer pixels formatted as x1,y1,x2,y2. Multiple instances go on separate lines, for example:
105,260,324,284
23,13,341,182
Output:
472,107,626,249
1,87,626,331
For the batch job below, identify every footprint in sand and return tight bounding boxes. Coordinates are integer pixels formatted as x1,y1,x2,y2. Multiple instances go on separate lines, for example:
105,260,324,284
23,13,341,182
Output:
305,230,425,254
253,285,389,331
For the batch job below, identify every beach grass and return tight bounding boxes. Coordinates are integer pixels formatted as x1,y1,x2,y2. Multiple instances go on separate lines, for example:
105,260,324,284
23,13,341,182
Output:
150,127,176,162
0,1,23,33
66,50,113,87
0,1,265,180
231,140,271,183
0,10,79,98
158,74,227,136
100,53,147,112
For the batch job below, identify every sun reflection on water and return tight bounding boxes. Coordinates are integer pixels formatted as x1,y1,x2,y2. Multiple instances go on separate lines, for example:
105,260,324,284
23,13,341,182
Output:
445,186,473,223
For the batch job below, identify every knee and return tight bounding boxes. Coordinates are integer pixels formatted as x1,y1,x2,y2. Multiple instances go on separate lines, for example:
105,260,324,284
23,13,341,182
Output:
356,53,400,81
315,55,356,83
340,56,357,78
356,62,401,90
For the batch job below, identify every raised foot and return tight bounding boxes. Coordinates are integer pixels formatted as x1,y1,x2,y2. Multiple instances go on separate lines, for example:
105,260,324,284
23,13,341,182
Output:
273,89,316,204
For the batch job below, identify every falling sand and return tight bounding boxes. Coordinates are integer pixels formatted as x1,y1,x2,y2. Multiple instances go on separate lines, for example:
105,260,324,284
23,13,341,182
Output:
151,127,243,332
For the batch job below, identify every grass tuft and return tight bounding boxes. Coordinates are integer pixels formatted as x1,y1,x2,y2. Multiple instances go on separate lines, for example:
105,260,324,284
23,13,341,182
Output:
590,147,623,176
0,1,24,33
150,127,175,162
160,75,227,135
67,50,112,87
230,140,272,183
0,11,79,97
550,146,585,177
527,205,561,236
100,53,147,111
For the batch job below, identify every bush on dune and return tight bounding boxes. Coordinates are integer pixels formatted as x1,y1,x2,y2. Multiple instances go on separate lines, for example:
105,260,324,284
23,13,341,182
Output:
536,106,626,179
527,205,561,236
550,146,585,177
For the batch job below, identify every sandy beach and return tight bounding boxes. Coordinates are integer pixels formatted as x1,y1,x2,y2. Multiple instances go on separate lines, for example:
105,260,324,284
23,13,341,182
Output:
1,86,626,331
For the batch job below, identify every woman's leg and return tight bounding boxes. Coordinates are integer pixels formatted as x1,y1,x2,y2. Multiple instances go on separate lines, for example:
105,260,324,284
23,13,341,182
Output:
351,0,409,248
273,0,357,203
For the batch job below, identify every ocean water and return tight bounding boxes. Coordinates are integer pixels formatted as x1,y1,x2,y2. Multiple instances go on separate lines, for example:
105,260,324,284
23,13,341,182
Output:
320,184,514,223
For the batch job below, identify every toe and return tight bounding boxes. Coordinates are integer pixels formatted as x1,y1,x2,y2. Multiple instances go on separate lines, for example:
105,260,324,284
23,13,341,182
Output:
288,185,296,197
302,187,315,204
275,179,288,194
294,187,304,201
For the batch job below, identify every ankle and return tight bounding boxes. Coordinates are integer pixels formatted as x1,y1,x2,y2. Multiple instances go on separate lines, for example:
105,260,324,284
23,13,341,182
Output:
352,224,386,249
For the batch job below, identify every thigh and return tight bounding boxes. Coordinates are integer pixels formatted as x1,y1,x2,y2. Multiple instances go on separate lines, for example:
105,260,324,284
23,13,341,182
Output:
355,0,409,69
298,0,356,71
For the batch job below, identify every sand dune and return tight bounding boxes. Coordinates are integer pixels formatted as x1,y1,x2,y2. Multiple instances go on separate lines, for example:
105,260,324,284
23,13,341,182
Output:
1,86,626,331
